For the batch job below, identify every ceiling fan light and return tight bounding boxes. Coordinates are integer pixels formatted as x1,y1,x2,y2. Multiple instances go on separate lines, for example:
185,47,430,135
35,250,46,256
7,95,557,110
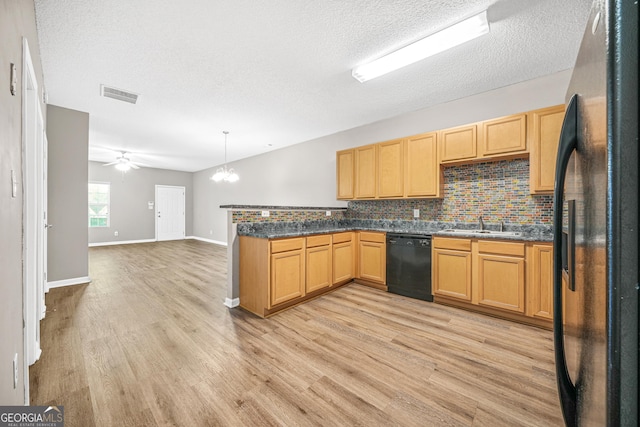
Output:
115,162,131,172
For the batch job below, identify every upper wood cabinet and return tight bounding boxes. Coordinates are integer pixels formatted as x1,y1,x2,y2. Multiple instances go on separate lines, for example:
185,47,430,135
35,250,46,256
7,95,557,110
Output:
377,139,404,198
336,149,354,200
529,105,565,194
405,132,441,198
440,124,477,163
355,144,377,199
480,113,527,158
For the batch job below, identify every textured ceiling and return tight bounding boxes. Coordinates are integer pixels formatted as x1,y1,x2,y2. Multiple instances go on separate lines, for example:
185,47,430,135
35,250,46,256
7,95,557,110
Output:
34,0,592,172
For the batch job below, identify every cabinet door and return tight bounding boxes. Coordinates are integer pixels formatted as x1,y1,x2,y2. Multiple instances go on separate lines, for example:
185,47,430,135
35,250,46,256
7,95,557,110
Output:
306,245,332,293
358,241,386,283
270,249,305,307
432,249,472,301
336,149,354,199
405,132,439,197
440,124,477,162
481,113,527,157
529,244,554,320
355,145,377,199
333,241,354,284
477,254,525,313
378,139,404,198
529,105,565,194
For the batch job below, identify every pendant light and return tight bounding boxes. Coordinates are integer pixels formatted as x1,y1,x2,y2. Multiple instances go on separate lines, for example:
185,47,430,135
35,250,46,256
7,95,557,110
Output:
211,131,239,183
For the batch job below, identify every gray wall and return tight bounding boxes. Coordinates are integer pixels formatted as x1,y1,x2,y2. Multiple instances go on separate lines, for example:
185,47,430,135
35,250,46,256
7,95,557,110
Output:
0,0,46,405
193,70,572,244
88,161,193,244
47,105,89,283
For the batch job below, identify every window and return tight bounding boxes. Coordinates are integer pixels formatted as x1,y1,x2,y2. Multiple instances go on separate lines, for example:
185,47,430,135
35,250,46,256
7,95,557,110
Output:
88,182,110,227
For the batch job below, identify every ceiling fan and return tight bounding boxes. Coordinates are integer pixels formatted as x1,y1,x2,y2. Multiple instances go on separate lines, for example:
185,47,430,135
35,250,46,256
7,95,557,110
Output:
103,151,142,172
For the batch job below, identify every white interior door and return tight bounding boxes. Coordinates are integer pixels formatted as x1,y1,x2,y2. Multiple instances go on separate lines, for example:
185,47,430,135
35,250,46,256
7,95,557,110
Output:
156,185,185,241
22,38,45,404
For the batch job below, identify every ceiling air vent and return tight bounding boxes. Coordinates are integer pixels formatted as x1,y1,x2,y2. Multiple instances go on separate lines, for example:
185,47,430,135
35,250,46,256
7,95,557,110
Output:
100,84,139,104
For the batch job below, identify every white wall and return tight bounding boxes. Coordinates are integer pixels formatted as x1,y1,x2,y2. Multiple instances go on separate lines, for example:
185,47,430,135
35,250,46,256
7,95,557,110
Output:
193,70,572,243
89,161,193,245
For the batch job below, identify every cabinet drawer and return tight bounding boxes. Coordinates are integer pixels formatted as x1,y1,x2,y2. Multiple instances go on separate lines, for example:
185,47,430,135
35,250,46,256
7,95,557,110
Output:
478,240,525,257
433,237,471,251
306,234,331,248
333,232,353,244
270,238,305,254
358,231,385,243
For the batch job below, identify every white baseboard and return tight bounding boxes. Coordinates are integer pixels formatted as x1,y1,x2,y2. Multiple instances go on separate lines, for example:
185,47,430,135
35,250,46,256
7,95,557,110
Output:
89,239,156,247
187,236,228,247
48,276,92,289
224,298,240,308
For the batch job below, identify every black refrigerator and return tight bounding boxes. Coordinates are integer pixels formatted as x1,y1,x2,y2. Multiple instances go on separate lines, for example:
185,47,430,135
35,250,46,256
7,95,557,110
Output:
553,0,638,426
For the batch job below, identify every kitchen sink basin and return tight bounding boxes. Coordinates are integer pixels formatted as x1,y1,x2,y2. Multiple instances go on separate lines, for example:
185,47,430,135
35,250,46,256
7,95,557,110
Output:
441,229,521,237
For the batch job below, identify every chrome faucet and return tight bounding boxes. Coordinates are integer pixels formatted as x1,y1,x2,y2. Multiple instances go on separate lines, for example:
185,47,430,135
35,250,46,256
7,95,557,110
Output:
478,215,484,231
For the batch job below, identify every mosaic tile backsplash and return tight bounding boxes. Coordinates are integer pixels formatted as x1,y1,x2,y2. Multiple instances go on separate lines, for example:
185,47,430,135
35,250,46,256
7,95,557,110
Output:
348,159,553,225
233,210,346,223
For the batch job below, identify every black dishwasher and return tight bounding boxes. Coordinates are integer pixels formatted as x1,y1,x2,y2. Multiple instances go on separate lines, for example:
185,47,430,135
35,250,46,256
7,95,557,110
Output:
386,233,433,302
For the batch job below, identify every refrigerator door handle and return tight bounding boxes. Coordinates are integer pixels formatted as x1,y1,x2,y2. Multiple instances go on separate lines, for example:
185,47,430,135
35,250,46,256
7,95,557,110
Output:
553,94,578,426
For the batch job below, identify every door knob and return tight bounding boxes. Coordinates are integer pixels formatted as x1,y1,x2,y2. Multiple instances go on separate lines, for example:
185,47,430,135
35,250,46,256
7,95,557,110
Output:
45,224,53,229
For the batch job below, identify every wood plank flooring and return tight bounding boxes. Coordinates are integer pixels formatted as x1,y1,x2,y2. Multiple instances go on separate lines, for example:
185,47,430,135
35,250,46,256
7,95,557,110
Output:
30,240,564,426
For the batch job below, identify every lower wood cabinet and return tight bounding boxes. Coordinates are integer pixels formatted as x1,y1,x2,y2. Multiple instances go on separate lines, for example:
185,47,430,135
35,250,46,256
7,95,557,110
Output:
306,235,332,293
477,241,525,313
356,231,386,286
332,232,355,284
270,248,305,306
433,237,553,328
239,233,355,317
527,243,554,320
433,238,472,301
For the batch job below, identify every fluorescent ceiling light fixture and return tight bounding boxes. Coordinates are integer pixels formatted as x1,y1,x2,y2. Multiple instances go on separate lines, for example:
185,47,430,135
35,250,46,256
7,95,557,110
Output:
352,10,489,82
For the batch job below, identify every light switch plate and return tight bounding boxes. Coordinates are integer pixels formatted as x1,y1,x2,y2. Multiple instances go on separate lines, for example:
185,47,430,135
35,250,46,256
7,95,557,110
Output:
13,353,18,389
10,64,17,96
413,209,420,219
11,170,17,198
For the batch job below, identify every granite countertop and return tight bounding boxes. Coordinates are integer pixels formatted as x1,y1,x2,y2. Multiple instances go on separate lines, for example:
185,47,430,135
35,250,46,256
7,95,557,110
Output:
236,219,553,242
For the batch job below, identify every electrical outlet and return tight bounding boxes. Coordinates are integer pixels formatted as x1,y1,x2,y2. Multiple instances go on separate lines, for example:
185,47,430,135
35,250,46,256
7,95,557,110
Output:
261,210,270,217
326,211,331,217
13,353,18,389
413,209,420,219
114,231,119,237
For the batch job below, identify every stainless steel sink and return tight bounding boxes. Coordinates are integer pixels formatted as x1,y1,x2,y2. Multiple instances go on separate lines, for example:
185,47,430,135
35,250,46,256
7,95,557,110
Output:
441,229,521,237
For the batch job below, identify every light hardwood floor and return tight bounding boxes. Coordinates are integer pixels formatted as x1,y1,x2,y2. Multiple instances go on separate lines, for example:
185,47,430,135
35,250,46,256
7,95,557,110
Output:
30,240,564,426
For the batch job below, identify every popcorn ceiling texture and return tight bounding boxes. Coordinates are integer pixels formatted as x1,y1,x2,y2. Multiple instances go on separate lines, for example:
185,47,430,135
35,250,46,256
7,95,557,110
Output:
348,159,553,225
232,159,553,225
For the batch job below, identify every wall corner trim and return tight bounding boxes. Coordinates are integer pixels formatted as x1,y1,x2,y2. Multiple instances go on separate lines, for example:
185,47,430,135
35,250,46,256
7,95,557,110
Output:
187,236,228,247
224,298,240,308
47,276,92,289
